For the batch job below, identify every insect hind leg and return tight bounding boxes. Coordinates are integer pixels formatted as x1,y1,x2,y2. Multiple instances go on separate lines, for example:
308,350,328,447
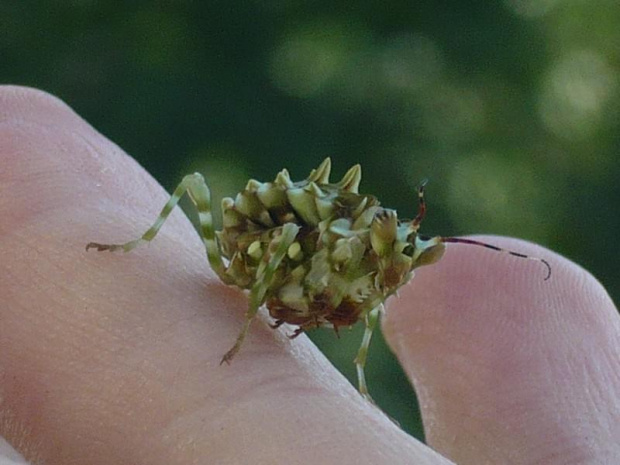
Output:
86,173,229,282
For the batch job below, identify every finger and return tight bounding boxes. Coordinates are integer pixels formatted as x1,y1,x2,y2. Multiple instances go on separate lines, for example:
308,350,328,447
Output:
383,236,620,464
0,86,455,465
0,437,27,465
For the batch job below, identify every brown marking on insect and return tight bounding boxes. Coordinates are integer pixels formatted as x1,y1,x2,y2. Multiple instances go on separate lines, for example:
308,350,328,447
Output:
266,292,362,336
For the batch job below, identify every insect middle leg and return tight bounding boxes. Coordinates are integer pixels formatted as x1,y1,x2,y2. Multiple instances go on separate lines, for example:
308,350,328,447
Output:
354,304,382,400
220,222,300,365
86,173,229,282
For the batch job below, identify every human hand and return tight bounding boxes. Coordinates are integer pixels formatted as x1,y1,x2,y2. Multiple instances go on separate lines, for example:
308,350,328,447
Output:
1,86,618,464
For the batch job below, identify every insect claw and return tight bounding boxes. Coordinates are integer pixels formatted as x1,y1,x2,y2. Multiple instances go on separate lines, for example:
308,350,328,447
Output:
288,327,304,339
269,319,285,329
220,347,238,365
360,391,376,404
86,242,119,252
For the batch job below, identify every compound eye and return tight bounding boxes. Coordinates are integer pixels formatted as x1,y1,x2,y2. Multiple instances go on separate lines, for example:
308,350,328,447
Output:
402,244,415,257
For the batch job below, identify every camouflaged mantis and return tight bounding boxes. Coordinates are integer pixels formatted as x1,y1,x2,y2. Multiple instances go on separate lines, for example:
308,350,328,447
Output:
87,158,550,399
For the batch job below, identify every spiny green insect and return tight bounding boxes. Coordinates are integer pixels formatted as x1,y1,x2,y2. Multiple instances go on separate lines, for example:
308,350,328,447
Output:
87,158,550,399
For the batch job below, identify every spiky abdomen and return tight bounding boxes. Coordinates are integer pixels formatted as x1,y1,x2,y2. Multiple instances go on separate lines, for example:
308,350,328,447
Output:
212,160,414,333
216,162,380,287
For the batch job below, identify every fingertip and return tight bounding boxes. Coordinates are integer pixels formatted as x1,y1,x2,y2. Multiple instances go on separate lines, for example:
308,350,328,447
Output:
382,236,620,463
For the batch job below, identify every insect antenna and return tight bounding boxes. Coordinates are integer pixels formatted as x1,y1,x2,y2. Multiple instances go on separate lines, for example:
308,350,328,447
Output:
410,178,428,233
440,236,551,281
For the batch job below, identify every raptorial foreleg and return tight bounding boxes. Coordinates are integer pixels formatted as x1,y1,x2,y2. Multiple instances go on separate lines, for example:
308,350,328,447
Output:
220,222,300,364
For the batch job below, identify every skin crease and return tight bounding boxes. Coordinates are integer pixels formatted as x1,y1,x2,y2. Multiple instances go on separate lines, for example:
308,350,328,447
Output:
0,86,619,464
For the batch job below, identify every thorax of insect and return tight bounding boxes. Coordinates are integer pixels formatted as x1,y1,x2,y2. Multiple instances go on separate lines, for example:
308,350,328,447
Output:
87,158,549,400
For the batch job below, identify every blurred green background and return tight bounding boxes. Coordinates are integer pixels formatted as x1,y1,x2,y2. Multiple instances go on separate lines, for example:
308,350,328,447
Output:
3,1,619,439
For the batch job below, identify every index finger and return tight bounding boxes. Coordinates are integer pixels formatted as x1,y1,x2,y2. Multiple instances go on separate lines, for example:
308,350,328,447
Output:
0,86,454,465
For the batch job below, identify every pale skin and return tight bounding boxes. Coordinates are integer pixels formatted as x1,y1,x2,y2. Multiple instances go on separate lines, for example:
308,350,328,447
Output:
1,86,619,464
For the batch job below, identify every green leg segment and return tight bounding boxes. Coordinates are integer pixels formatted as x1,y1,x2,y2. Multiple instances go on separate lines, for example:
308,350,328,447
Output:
89,174,302,366
87,173,228,282
220,222,300,364
354,304,382,400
